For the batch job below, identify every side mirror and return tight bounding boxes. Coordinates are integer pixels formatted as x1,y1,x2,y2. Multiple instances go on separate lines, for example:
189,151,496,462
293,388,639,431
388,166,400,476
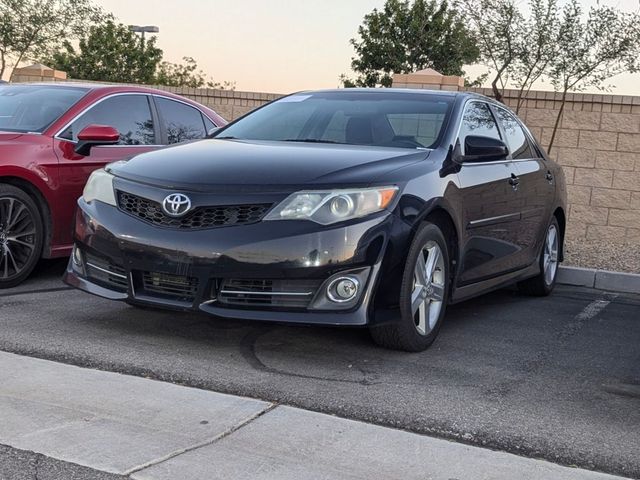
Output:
75,125,120,156
462,135,509,163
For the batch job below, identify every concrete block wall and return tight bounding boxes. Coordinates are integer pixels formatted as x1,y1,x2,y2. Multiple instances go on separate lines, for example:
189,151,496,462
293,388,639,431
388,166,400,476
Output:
149,85,282,121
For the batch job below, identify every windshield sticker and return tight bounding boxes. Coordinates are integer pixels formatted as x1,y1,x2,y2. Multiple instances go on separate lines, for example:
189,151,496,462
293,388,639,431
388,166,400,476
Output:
277,95,312,103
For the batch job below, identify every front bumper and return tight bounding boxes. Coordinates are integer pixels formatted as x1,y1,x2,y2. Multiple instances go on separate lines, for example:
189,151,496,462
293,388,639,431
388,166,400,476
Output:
63,198,399,326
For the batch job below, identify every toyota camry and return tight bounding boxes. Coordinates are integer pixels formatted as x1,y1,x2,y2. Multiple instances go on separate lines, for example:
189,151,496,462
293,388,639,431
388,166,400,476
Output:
64,89,567,351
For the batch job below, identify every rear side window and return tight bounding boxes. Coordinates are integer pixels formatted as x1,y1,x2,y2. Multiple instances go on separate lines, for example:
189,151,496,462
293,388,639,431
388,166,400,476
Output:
156,97,207,144
60,95,155,145
494,108,534,159
459,102,501,154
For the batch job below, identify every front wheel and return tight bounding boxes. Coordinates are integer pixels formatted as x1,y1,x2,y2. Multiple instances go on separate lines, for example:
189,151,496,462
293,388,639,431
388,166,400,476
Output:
370,222,450,352
0,184,44,289
517,217,561,296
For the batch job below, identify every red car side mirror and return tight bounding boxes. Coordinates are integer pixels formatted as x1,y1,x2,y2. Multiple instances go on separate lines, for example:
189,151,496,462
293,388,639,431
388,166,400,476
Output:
74,125,120,156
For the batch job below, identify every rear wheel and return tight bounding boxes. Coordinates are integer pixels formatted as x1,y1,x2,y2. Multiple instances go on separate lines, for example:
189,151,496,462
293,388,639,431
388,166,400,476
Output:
370,223,450,352
0,184,44,289
517,216,560,296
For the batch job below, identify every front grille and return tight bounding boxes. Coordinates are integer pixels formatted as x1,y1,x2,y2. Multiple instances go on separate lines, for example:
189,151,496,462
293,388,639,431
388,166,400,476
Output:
85,252,128,291
140,271,199,303
117,191,271,230
217,278,322,309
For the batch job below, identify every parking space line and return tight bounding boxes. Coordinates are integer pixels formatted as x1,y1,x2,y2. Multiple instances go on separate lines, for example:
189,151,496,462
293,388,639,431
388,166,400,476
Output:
575,296,616,322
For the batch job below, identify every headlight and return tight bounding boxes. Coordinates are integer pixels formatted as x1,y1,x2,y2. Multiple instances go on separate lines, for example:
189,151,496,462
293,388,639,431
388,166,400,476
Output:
264,187,398,225
83,169,116,206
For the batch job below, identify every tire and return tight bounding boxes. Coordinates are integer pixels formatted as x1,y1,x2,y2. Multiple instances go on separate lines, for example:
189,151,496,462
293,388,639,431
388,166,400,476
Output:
370,222,451,352
0,184,44,289
517,216,561,297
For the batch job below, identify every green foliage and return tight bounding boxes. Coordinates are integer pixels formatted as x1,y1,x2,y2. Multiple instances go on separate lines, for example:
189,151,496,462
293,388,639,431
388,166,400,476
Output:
47,20,162,84
0,0,107,78
459,0,525,102
343,0,479,87
459,0,640,152
156,57,235,89
545,0,640,151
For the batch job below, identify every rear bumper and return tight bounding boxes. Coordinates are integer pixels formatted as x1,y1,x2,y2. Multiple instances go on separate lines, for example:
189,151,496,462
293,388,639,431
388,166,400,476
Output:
63,199,401,326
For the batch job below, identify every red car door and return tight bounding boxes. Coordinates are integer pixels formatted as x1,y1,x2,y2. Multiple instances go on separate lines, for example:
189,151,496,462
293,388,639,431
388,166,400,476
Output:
52,94,161,249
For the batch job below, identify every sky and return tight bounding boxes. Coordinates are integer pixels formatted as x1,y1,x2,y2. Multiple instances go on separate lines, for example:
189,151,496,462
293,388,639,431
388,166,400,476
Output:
89,0,640,94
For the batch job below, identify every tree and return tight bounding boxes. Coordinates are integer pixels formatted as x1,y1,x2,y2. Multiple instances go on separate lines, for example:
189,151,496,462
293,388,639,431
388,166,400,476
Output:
458,0,522,103
0,0,106,79
47,20,163,84
343,0,479,87
155,57,235,89
510,0,558,113
459,0,559,109
546,0,640,152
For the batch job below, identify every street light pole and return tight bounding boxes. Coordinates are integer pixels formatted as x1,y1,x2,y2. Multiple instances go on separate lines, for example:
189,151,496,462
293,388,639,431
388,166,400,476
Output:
128,25,160,51
128,25,160,80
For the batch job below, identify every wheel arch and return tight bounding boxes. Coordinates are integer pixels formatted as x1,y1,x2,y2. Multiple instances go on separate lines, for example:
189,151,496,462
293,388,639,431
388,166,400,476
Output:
553,206,566,262
0,176,52,259
421,207,460,288
399,198,462,290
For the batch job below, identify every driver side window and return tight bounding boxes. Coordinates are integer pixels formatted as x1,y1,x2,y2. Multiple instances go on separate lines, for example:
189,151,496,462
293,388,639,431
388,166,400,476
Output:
59,95,155,145
459,102,501,155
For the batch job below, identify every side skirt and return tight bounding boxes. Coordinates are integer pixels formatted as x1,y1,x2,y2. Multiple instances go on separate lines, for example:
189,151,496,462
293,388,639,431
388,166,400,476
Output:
450,262,541,305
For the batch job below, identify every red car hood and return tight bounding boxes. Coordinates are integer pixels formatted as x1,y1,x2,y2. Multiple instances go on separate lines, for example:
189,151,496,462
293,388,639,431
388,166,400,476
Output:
0,132,24,141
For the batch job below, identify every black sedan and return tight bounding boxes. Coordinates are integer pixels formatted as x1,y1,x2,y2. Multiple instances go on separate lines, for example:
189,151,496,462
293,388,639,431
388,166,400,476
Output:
64,89,567,351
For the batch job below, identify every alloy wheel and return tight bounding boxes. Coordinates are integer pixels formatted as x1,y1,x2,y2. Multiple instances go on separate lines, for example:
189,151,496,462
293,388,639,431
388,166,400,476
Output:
543,224,559,286
0,197,37,280
412,241,446,336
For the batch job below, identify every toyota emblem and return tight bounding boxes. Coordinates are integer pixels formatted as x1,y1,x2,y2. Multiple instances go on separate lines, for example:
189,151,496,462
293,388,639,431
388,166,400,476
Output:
162,193,192,217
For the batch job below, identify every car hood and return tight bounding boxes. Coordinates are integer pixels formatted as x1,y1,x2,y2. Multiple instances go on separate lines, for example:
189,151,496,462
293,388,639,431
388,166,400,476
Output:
108,139,431,192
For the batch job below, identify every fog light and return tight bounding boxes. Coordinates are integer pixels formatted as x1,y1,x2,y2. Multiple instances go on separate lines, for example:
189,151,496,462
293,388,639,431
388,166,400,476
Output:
327,276,360,303
71,245,84,274
72,245,83,267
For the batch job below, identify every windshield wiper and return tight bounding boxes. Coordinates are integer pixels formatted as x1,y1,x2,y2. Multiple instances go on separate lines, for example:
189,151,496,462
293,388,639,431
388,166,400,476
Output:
214,136,237,140
283,138,340,144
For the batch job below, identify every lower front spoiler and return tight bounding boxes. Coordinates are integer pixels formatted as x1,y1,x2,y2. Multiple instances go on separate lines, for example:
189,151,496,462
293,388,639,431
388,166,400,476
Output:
63,261,381,327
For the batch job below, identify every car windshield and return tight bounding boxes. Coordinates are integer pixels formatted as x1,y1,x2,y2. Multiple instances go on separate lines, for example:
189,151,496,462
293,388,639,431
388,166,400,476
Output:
0,85,88,133
215,91,454,149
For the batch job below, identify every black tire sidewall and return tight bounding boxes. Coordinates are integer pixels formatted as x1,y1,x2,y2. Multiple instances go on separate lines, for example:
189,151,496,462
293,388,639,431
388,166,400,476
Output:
0,184,44,288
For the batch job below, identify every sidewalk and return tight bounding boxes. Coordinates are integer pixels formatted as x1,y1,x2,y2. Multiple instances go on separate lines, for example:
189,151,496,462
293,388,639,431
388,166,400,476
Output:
0,351,631,480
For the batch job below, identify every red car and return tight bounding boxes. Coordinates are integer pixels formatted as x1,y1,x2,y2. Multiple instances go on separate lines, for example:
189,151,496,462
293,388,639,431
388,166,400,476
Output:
0,83,226,287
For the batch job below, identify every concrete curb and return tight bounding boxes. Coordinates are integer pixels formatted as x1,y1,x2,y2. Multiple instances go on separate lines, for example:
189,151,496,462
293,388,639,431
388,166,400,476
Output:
558,266,640,294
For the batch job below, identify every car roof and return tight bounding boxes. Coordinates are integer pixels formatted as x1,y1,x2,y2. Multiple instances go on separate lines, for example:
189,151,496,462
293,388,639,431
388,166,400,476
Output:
8,81,177,95
291,87,500,105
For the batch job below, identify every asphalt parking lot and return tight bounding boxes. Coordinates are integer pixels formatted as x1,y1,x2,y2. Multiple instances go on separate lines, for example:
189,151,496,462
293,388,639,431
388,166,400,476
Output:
1,260,639,479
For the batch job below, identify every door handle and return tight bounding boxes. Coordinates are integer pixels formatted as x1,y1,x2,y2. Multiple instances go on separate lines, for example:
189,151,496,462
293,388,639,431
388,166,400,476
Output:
509,173,520,188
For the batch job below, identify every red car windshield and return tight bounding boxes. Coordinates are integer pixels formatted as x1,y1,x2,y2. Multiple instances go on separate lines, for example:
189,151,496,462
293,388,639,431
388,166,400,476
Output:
0,85,88,133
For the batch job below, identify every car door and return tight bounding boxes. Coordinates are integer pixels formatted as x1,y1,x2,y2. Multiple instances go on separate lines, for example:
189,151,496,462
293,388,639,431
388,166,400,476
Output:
493,105,554,268
457,101,523,285
52,94,160,248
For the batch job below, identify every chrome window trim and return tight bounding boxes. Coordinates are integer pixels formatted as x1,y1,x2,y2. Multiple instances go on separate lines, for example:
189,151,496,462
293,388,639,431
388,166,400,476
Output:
54,91,219,145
